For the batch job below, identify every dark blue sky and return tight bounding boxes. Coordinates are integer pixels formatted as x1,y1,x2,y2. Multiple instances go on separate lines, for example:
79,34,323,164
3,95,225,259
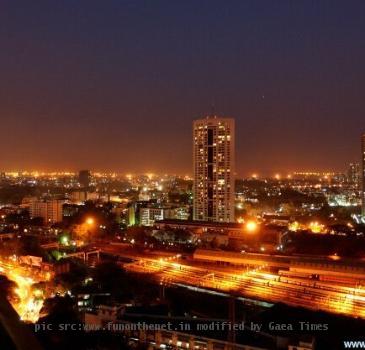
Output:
1,0,364,175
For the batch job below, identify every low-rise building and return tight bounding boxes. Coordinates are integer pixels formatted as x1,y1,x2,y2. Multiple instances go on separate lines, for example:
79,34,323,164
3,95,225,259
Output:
69,191,98,204
29,198,65,224
84,304,124,328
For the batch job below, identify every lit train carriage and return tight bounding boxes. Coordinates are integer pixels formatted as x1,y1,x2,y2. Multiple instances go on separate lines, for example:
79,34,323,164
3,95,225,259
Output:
278,269,313,279
288,259,365,285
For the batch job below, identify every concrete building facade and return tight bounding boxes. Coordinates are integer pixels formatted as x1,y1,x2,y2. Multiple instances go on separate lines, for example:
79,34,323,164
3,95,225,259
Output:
193,116,235,222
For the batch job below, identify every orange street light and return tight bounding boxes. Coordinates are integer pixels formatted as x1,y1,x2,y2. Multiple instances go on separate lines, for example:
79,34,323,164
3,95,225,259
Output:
245,221,258,233
86,217,94,226
237,217,244,224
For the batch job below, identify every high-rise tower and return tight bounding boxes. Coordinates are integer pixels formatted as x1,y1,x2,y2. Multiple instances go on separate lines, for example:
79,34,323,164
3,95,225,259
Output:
193,116,235,222
361,134,365,217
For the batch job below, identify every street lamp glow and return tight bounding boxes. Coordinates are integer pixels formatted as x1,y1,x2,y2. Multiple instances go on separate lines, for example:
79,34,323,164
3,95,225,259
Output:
237,217,244,224
61,235,69,245
245,221,258,233
309,221,325,234
86,217,94,225
288,221,300,232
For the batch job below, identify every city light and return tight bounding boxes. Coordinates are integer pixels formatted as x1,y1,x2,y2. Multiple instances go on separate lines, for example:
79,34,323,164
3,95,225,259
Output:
1,2,365,347
60,235,69,246
288,221,300,232
309,221,326,234
245,221,258,233
86,217,94,225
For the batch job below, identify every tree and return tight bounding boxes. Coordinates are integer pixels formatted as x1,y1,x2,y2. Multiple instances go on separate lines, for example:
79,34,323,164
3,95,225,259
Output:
92,261,128,296
54,260,89,292
126,226,148,243
18,236,47,259
0,275,18,304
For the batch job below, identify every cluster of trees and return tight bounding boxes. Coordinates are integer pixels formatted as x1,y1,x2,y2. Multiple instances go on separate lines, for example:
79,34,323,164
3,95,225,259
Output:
61,201,123,238
4,210,44,227
152,228,192,243
0,235,49,260
283,231,365,257
0,275,18,304
0,185,66,204
123,226,195,252
36,259,159,348
53,260,158,305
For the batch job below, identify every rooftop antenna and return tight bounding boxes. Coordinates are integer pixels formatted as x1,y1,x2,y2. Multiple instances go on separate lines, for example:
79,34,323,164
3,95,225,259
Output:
210,100,216,118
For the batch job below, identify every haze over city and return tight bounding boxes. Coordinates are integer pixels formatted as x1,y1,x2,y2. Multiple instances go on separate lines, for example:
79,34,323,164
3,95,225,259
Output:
2,2,365,350
1,0,365,175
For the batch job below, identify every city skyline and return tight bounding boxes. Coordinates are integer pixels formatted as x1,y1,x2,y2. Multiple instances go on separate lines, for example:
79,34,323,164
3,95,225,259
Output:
1,1,365,174
0,115,364,178
1,2,365,349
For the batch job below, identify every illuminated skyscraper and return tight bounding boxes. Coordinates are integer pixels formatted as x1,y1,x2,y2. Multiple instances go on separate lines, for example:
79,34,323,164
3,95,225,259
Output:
361,134,365,216
193,116,235,222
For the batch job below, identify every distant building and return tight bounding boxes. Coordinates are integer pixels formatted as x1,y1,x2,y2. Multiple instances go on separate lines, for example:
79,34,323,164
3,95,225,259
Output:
84,304,123,329
139,206,190,226
347,162,360,188
193,116,235,222
138,191,150,201
29,199,65,224
79,170,91,188
155,219,243,235
167,206,190,221
140,207,164,226
362,134,365,216
127,201,150,226
262,214,291,226
63,203,80,218
69,191,98,204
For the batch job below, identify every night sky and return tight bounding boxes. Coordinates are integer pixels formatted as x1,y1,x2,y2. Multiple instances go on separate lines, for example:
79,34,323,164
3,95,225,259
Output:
1,1,365,176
